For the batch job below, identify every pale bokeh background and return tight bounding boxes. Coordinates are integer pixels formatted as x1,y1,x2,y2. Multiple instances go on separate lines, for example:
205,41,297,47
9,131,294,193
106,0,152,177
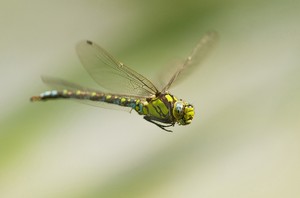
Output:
1,0,300,198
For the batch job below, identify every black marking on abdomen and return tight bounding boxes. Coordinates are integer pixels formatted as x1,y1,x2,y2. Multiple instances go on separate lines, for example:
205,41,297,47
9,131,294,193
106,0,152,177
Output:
32,90,139,110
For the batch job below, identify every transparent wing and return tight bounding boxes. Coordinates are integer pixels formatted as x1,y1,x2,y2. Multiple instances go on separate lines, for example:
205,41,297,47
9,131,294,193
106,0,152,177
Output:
41,76,142,112
76,40,159,97
161,32,218,93
41,76,93,92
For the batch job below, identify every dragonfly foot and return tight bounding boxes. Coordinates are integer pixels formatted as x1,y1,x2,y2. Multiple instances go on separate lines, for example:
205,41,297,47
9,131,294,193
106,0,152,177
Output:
143,116,174,132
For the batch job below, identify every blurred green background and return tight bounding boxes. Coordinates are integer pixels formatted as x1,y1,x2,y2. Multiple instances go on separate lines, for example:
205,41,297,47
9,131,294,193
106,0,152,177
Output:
1,0,300,197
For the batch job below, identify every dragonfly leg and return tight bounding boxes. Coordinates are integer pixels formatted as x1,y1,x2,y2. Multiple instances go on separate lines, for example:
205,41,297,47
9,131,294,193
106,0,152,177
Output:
143,116,174,132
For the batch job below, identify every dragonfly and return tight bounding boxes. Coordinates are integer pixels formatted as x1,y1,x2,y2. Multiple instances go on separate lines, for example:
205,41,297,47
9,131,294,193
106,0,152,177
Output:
30,32,217,132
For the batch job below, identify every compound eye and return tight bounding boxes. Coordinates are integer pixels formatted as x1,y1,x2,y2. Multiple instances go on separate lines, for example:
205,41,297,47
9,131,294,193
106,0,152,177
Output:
176,103,183,113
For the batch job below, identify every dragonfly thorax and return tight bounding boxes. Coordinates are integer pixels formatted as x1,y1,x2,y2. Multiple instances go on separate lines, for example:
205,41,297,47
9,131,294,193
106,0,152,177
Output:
173,100,194,125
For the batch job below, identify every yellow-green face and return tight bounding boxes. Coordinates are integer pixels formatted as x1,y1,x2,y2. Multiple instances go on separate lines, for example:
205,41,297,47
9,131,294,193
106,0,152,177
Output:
173,101,195,125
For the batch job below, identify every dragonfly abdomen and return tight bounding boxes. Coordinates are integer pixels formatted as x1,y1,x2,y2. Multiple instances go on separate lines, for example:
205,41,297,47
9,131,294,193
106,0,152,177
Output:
30,89,143,110
30,90,98,101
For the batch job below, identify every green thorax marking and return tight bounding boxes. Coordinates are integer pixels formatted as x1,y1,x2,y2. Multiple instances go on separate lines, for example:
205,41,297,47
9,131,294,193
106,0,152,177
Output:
137,93,177,121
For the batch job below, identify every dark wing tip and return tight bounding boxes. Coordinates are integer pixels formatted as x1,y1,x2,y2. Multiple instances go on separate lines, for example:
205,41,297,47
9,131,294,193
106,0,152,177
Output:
76,40,94,56
86,40,93,45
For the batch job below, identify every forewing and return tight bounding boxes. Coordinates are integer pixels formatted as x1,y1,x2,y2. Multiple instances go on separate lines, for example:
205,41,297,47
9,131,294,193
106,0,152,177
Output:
161,32,218,93
76,40,158,97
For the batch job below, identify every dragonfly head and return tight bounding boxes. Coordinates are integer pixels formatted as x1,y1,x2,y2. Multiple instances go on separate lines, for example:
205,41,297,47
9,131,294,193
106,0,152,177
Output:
173,100,194,125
